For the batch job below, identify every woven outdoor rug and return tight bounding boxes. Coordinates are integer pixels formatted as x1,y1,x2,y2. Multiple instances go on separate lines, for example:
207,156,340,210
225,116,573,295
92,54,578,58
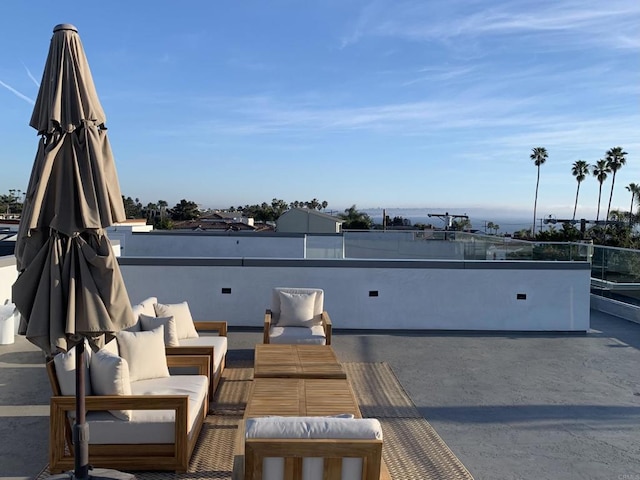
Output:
36,361,473,480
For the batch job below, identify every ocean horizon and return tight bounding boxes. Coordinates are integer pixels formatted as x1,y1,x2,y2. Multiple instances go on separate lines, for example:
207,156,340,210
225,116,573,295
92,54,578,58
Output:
359,208,557,234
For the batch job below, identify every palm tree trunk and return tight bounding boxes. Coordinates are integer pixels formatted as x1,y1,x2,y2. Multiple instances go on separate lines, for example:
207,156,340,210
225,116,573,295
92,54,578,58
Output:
596,184,602,222
606,173,617,225
629,193,634,228
573,183,581,221
533,166,540,236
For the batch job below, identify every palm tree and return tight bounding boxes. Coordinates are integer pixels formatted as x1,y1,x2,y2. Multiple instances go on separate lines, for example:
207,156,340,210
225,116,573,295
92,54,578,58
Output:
571,160,590,221
530,147,548,236
604,146,628,225
592,159,610,222
625,183,639,227
338,205,372,230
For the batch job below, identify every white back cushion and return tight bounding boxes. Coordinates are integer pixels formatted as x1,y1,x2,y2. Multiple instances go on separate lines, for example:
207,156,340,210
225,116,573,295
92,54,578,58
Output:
154,301,199,339
53,339,92,396
90,349,132,420
138,297,158,317
103,338,119,356
139,313,180,347
116,326,170,382
271,287,324,324
127,297,158,332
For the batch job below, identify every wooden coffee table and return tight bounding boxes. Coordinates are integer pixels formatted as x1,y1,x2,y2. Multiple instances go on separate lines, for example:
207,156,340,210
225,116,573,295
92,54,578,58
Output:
254,344,346,379
244,377,362,418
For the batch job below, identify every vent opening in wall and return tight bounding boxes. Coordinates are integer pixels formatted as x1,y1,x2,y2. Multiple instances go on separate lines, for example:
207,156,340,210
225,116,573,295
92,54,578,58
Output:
222,288,232,294
517,293,527,300
369,291,379,297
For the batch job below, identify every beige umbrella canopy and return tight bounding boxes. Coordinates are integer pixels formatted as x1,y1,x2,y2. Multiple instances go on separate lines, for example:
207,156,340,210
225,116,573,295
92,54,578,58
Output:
13,24,135,355
12,25,135,478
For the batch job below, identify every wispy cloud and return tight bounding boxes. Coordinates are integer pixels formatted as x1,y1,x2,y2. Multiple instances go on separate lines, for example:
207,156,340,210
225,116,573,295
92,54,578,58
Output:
153,90,638,154
22,63,40,87
0,80,34,104
343,0,640,51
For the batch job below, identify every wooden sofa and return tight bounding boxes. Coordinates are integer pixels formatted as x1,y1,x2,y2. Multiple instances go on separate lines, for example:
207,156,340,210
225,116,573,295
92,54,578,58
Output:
46,342,210,473
131,296,228,396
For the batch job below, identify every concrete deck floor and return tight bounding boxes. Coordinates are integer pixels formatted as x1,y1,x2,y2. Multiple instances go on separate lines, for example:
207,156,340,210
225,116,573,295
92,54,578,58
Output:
1,309,639,480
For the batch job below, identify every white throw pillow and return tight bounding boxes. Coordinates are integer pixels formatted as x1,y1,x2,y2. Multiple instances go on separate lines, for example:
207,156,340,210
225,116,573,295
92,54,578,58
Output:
90,349,132,421
52,339,92,396
103,338,119,356
277,291,318,327
139,313,180,347
116,326,170,382
154,302,199,339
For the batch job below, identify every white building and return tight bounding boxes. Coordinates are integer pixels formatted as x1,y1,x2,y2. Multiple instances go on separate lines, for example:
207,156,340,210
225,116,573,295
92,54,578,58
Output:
277,208,342,234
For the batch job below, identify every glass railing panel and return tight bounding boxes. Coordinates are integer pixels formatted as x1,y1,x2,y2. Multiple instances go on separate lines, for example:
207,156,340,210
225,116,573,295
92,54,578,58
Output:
591,246,640,306
305,235,344,258
338,230,597,261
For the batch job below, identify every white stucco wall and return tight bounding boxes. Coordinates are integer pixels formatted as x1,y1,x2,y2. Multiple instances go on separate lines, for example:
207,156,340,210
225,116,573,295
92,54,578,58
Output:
119,259,591,331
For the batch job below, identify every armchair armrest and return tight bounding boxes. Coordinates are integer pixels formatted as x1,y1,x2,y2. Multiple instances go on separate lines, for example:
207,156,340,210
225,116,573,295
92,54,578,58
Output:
166,354,210,378
263,310,273,344
321,311,332,346
193,320,227,336
50,395,189,468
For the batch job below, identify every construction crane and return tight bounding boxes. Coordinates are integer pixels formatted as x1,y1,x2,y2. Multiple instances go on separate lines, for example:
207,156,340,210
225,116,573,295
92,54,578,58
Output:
427,212,469,230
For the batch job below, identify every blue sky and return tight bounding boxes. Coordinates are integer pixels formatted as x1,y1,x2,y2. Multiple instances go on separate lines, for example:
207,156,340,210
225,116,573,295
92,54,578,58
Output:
0,0,638,225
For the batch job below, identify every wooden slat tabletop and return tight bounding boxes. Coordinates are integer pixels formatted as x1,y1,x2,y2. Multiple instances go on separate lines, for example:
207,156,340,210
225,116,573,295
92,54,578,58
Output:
244,378,362,418
254,344,347,379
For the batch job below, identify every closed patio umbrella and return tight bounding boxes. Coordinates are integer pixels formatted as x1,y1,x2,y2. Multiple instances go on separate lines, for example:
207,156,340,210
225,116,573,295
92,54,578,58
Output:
12,24,135,480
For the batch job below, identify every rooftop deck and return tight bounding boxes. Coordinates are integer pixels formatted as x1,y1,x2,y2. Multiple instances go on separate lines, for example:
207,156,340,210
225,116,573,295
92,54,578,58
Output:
1,309,639,480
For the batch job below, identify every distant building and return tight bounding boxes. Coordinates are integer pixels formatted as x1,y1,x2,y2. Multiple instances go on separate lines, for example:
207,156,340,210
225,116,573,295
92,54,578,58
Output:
172,211,258,232
276,208,343,234
0,219,20,232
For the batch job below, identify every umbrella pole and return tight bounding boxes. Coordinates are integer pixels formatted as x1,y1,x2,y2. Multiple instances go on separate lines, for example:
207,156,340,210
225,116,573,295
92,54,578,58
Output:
74,340,90,480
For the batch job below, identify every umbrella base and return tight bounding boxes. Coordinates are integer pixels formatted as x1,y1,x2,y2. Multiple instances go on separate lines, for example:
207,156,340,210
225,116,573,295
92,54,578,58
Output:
46,468,136,480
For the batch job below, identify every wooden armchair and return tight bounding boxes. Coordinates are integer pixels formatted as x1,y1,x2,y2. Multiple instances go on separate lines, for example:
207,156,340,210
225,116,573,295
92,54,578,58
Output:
263,288,332,345
234,416,388,480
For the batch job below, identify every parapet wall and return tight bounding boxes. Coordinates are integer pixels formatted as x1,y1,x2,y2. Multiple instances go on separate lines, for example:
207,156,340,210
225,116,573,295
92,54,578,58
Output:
119,257,591,331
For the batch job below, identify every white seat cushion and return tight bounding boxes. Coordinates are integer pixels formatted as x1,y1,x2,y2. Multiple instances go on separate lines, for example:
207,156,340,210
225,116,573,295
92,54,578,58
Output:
86,375,208,444
269,325,326,345
178,336,227,371
245,416,382,439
